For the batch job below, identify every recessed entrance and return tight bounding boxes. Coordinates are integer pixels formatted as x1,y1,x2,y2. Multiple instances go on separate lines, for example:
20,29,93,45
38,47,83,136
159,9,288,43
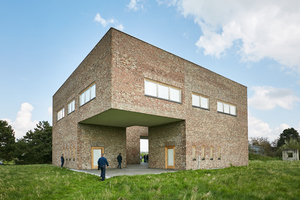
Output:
165,146,175,169
91,147,103,169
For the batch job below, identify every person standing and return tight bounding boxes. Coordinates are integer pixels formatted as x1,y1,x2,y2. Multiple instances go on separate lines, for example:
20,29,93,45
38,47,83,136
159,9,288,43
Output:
98,154,109,181
117,153,122,169
60,154,64,168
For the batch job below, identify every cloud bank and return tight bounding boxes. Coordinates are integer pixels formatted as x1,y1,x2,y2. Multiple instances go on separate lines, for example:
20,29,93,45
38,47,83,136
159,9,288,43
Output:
127,0,144,11
249,86,300,110
248,113,290,142
2,103,38,139
94,13,124,31
168,0,300,74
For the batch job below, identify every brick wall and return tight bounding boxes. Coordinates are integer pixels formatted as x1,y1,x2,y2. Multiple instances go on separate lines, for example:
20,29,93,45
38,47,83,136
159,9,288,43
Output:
126,126,148,164
78,124,126,169
52,29,113,169
149,121,186,170
53,28,248,170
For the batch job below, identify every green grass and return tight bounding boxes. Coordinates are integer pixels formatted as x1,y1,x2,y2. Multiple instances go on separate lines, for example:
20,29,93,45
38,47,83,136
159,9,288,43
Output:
249,153,281,161
1,160,300,199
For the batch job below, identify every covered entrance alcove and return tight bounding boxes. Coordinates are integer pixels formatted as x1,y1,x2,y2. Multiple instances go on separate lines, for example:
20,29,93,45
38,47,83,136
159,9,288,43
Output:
79,108,185,170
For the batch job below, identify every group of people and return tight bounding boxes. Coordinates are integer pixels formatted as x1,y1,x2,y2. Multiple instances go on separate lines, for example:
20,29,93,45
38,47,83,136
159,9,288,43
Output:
61,153,122,181
63,152,160,181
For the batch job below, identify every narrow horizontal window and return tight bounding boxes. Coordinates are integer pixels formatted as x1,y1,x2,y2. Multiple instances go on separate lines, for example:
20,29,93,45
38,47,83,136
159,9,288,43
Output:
68,100,75,114
217,101,236,116
144,79,181,103
80,84,96,106
192,93,209,109
57,108,65,121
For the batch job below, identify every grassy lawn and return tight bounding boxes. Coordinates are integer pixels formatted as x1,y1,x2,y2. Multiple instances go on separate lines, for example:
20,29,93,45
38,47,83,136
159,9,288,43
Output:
0,160,299,200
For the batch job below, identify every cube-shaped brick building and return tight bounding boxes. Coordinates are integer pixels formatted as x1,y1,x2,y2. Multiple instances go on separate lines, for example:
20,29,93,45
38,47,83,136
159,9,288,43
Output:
52,28,248,170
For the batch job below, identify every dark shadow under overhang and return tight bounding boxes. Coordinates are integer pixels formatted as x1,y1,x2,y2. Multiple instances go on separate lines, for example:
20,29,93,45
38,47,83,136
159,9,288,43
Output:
79,108,184,127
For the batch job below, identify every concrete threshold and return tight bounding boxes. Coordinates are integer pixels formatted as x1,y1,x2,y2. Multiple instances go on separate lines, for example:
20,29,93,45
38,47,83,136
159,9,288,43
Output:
70,163,177,179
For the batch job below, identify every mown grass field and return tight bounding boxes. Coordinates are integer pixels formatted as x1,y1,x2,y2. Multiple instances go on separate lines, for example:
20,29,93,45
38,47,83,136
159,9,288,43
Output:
1,158,299,199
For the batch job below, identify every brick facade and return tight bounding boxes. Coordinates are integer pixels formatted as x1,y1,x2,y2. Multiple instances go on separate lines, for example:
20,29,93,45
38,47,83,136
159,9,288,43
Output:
52,28,248,170
126,126,148,164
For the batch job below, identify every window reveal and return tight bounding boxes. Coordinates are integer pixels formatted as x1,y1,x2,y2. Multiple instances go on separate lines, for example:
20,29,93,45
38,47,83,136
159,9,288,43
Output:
144,79,181,103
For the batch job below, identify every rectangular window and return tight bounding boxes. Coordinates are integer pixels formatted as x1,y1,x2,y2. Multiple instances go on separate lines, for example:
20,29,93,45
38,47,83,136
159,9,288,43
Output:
192,94,200,107
210,146,213,160
68,100,75,114
158,84,169,100
192,93,209,109
202,146,205,160
218,147,221,160
217,101,236,116
145,80,157,97
57,108,65,121
192,146,196,160
73,147,75,160
230,105,236,115
217,101,223,112
80,84,96,106
170,87,180,102
224,103,230,114
144,79,181,103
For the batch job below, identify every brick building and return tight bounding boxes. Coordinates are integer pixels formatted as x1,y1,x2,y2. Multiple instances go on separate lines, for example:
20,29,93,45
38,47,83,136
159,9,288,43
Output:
52,28,248,170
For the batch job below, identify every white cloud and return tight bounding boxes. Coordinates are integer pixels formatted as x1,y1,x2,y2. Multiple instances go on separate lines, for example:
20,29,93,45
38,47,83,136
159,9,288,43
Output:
248,86,300,110
127,0,144,11
248,113,289,142
115,24,125,31
94,13,124,31
168,0,300,74
1,103,38,139
48,107,52,116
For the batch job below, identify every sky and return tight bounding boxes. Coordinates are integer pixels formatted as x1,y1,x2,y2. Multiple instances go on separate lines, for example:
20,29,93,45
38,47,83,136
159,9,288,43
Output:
1,0,300,148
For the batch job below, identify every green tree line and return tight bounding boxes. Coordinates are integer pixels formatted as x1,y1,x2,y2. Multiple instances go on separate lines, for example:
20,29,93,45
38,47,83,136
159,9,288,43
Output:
249,127,300,157
0,120,52,164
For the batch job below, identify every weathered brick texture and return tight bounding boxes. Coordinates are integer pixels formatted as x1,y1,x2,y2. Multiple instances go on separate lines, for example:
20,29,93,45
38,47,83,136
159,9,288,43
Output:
126,126,148,164
53,28,248,170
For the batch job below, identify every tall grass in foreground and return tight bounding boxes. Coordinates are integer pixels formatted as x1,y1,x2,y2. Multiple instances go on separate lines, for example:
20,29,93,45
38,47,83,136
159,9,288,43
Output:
1,160,300,200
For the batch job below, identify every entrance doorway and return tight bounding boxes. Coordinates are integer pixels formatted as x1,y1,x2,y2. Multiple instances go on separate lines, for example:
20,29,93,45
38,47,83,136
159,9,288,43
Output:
91,147,103,169
165,146,175,169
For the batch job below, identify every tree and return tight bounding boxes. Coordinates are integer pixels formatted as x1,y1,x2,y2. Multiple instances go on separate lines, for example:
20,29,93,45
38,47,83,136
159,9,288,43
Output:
249,137,275,156
0,120,15,162
15,121,52,164
281,138,300,150
277,128,300,148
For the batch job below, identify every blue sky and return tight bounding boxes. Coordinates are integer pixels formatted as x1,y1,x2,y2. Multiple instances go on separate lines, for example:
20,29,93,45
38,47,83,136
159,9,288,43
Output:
1,0,300,147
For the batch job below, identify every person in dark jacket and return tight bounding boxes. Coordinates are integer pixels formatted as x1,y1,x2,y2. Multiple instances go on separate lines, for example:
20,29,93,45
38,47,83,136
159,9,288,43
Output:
60,154,64,168
98,154,109,181
117,153,122,169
